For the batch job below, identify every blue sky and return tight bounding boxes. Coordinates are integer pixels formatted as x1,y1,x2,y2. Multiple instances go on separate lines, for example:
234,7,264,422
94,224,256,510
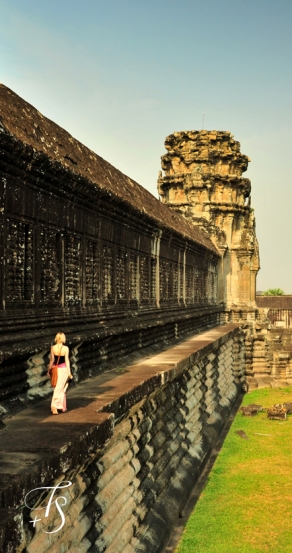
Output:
1,0,291,291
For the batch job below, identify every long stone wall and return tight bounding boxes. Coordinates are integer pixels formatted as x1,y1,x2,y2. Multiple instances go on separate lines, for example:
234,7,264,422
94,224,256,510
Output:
0,324,244,553
0,84,222,419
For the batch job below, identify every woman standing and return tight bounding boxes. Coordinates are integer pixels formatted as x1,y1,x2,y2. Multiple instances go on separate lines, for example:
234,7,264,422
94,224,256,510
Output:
48,332,72,415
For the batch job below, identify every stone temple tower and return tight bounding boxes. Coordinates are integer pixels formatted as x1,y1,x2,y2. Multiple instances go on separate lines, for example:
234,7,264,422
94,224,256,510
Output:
158,130,260,319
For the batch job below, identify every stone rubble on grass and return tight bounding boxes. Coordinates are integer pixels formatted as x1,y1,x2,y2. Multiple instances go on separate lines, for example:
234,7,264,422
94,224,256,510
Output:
239,404,263,416
267,404,287,420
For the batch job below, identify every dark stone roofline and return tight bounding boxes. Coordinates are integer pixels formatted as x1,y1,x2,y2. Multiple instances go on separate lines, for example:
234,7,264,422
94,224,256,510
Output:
0,83,219,256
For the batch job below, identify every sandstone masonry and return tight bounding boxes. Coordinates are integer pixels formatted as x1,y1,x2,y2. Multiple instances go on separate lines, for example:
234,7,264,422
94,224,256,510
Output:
158,130,260,316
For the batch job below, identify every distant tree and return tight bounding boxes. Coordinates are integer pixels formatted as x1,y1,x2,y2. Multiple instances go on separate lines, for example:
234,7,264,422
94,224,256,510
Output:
262,288,285,296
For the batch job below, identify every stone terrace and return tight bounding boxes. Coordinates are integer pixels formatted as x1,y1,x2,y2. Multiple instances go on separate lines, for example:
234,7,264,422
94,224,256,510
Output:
0,323,244,553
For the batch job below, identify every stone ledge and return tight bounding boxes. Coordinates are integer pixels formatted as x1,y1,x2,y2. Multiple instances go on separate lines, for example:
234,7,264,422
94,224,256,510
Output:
95,323,240,416
0,411,114,510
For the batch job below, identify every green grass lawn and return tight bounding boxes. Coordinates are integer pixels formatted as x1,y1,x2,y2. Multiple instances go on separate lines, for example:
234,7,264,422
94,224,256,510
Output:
175,387,292,553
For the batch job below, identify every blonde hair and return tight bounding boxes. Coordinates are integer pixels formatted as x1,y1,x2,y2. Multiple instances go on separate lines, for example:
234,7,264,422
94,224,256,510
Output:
55,332,66,344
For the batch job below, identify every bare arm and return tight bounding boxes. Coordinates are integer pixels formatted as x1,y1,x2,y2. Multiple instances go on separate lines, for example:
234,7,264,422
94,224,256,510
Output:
65,347,72,377
48,348,54,370
47,348,54,374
